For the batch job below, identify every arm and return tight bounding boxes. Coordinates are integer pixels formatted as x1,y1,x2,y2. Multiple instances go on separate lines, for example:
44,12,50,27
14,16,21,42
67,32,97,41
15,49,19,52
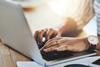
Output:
58,0,94,37
41,37,90,52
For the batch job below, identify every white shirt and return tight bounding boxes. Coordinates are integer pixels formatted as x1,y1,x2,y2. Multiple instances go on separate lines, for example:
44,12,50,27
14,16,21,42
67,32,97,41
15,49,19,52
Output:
94,0,100,35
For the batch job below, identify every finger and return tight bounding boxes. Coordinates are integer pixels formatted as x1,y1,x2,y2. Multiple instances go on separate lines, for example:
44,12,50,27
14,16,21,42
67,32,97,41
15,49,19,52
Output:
34,31,40,45
46,37,62,43
35,29,47,49
40,40,58,51
38,31,44,47
47,29,58,39
49,31,58,39
43,46,58,52
43,43,68,52
34,31,39,40
34,31,42,48
40,37,63,51
43,37,62,48
44,37,68,48
41,39,67,51
46,28,53,39
46,28,53,35
39,29,47,43
53,31,58,37
47,30,55,39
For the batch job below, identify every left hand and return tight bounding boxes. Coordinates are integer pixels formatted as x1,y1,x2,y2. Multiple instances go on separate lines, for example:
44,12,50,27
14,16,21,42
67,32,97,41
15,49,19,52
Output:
40,37,90,52
34,28,58,48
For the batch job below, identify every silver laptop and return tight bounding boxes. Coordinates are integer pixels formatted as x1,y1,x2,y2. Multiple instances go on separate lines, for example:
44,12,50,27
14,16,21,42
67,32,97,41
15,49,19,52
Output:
0,1,97,67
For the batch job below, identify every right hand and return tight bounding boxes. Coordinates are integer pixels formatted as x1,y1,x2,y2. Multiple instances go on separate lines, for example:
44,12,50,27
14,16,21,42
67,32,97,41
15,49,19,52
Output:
40,37,90,52
34,28,58,48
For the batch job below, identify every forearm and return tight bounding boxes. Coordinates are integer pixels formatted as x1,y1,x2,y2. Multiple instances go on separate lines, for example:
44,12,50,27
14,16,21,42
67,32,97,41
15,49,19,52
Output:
76,0,94,30
58,17,79,36
58,0,94,37
58,17,91,37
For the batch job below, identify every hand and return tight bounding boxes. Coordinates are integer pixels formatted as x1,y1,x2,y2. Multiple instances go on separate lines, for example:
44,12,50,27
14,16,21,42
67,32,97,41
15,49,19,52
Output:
41,37,90,52
34,28,58,48
96,41,100,56
96,43,100,50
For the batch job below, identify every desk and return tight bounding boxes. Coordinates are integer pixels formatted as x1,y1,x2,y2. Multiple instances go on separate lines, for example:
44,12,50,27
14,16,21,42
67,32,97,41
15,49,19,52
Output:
0,42,100,67
0,42,30,67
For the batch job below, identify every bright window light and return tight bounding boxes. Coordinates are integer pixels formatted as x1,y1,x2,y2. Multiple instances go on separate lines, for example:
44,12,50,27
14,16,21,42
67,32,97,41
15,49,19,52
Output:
46,0,84,17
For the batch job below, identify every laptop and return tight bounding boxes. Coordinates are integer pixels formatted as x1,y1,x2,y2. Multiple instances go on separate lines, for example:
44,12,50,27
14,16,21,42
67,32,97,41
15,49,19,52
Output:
0,1,97,67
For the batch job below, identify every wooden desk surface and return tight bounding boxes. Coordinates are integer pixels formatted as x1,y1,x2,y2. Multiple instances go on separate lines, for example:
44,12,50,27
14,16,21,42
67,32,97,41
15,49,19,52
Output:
0,42,30,67
0,41,100,67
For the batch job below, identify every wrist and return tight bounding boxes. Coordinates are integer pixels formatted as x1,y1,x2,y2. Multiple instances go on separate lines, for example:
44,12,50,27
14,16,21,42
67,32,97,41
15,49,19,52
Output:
83,38,91,50
86,35,99,50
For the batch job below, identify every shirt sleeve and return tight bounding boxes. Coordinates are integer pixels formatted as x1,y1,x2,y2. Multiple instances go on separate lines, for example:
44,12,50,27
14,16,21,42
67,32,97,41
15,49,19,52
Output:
94,0,100,35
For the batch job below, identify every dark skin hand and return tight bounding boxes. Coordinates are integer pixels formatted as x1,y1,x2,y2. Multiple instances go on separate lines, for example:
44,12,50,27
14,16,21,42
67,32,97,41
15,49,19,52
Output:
40,37,90,52
34,28,58,48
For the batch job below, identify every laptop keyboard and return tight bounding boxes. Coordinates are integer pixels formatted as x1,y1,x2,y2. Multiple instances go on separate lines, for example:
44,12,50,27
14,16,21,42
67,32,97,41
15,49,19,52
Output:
41,51,73,61
41,50,95,61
